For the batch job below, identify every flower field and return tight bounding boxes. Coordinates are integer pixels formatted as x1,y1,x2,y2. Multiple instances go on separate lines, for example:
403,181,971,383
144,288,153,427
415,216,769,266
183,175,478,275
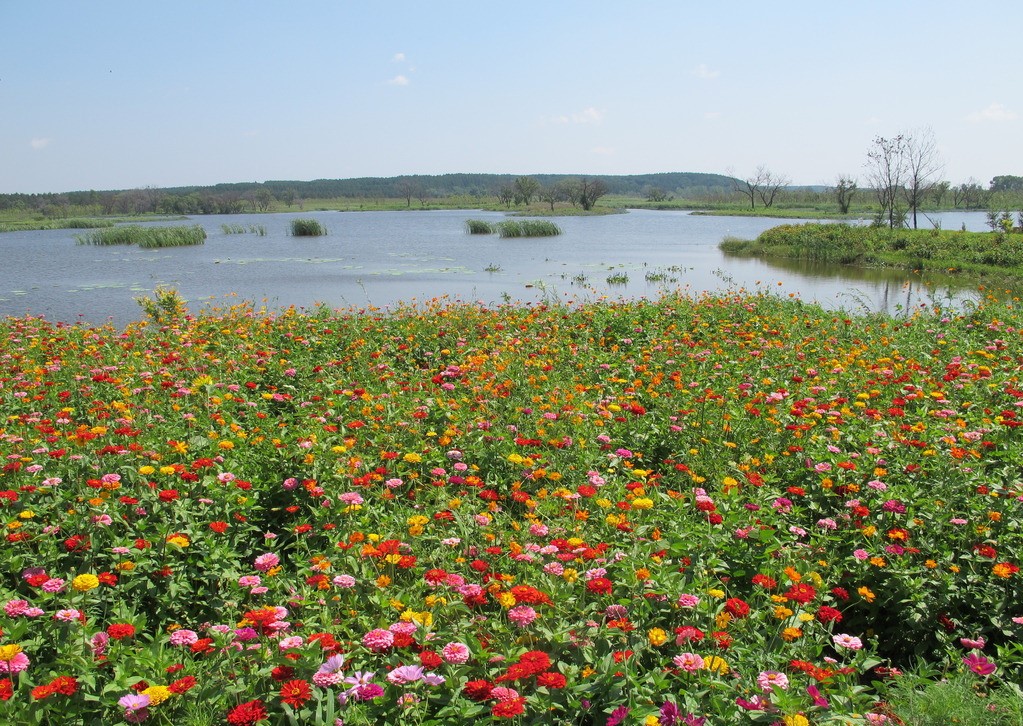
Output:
1,290,1021,725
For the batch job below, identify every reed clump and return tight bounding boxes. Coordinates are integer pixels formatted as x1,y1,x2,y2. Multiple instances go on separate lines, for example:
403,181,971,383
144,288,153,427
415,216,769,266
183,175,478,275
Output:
465,219,496,234
76,225,206,248
496,220,562,238
290,219,326,236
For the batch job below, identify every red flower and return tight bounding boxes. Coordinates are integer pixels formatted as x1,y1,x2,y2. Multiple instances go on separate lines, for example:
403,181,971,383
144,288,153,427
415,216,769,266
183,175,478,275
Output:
227,699,268,726
752,574,777,589
462,680,494,701
209,521,229,534
419,650,443,669
271,665,296,682
50,676,78,696
586,577,613,595
31,684,54,700
492,697,526,718
0,678,12,701
784,583,817,605
280,679,312,708
537,671,567,689
724,598,750,618
107,623,136,640
169,675,197,694
816,606,843,624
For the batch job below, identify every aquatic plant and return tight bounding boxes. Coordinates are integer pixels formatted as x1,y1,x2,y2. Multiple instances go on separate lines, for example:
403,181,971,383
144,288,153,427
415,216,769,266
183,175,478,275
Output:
75,224,206,248
290,218,327,236
465,219,495,234
496,219,562,238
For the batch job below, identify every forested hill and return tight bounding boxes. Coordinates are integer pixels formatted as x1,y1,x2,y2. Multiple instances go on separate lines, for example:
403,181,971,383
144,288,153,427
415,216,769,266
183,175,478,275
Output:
169,171,737,199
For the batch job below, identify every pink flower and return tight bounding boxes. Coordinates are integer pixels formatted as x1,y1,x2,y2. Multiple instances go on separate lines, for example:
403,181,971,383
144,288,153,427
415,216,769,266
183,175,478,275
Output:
677,594,700,608
672,653,704,672
169,629,199,646
441,642,471,664
959,636,985,650
833,633,863,650
0,651,30,674
3,600,29,617
362,629,394,653
853,549,869,561
507,605,537,628
386,665,424,685
253,553,280,572
756,670,789,691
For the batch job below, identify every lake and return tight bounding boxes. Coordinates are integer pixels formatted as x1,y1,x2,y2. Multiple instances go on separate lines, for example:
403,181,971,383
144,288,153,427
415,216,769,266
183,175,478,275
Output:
0,209,995,327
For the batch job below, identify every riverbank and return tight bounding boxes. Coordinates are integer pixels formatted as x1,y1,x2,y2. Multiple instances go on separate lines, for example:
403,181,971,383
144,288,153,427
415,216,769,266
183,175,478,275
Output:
721,223,1023,285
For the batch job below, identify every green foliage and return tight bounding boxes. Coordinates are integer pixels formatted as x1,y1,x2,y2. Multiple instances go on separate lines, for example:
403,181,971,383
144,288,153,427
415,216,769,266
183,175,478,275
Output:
721,222,1023,280
289,218,326,236
606,271,629,284
496,220,562,238
135,285,188,324
881,672,1023,725
75,224,206,248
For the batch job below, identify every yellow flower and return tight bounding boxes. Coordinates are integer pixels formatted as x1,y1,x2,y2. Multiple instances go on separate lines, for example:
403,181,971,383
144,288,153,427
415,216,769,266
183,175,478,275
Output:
644,716,661,726
497,591,517,608
647,628,668,647
783,715,809,726
141,685,171,705
375,575,391,588
715,612,732,629
166,533,190,548
562,568,578,583
774,606,794,619
72,574,100,592
707,588,725,599
857,586,876,603
632,497,654,510
703,655,729,674
0,644,23,660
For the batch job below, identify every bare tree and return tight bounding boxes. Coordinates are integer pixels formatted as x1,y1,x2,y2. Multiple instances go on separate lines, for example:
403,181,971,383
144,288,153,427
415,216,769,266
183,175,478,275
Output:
865,135,907,228
732,169,764,210
833,176,857,214
755,168,790,208
901,128,944,229
395,177,419,208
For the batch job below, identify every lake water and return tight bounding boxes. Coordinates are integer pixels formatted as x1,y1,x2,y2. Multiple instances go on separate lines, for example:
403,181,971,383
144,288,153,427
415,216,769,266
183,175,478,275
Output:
0,209,995,327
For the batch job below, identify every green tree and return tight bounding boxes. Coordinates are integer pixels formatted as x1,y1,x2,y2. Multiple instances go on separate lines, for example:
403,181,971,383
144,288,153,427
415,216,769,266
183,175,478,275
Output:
576,178,608,211
513,176,540,206
833,176,857,214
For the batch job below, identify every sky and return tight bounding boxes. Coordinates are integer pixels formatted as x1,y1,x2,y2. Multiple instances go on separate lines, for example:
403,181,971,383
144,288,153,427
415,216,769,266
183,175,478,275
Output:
2,1,1021,195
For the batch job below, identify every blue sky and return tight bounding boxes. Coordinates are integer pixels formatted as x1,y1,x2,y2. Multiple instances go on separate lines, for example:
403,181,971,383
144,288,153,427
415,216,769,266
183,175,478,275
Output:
2,1,1020,194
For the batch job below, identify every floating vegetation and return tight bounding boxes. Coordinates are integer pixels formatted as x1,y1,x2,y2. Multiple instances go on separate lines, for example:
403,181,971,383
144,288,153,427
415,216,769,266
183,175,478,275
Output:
644,267,679,283
496,220,562,238
572,273,589,285
465,219,496,234
75,225,207,248
606,271,630,285
484,263,502,273
290,219,327,236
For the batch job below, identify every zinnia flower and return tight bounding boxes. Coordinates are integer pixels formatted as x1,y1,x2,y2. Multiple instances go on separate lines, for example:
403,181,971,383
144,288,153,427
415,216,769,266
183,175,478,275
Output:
963,652,997,676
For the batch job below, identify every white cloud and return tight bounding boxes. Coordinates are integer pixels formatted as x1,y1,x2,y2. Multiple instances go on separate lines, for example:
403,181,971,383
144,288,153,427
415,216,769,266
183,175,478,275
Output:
591,146,615,155
387,75,410,86
967,102,1017,122
551,107,604,125
30,137,50,150
693,63,719,80
392,52,405,63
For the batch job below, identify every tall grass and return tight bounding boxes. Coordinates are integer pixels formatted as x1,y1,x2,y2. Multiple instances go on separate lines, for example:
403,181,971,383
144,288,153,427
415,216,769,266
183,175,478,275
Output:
465,219,496,234
0,218,115,233
290,219,326,236
76,225,206,248
221,224,267,236
496,220,562,238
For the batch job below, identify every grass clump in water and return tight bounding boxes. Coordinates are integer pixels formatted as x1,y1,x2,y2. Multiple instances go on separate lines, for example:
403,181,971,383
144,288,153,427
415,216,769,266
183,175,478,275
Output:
496,220,562,238
465,219,496,234
76,225,206,248
290,219,326,236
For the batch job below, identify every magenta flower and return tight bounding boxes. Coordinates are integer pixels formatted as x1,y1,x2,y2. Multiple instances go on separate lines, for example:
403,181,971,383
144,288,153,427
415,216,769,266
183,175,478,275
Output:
362,628,395,652
253,552,280,572
963,652,997,676
807,684,830,708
